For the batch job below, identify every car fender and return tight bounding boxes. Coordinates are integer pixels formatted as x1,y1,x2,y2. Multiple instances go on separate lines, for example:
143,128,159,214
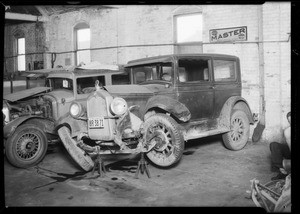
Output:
218,96,254,129
144,95,191,122
55,113,88,138
3,116,55,139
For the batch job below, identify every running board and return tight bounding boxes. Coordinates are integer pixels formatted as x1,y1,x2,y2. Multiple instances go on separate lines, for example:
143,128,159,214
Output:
183,127,230,141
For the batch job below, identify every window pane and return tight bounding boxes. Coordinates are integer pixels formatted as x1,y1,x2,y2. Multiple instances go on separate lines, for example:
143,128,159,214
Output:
213,60,236,81
18,55,25,71
77,28,90,49
18,38,25,54
112,74,130,85
176,14,202,43
77,50,91,65
17,38,25,71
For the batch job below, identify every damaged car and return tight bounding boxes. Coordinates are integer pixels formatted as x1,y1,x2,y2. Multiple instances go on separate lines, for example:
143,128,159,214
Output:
3,62,129,169
58,54,255,171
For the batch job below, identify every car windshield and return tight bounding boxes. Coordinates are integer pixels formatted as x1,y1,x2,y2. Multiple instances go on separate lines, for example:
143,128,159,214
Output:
131,62,173,84
76,76,105,94
46,78,73,91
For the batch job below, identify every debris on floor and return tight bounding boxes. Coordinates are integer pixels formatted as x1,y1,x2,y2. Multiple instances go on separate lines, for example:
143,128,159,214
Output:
249,174,291,212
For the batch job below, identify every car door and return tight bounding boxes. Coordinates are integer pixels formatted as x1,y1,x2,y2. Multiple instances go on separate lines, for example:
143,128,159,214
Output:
212,57,241,118
176,56,215,121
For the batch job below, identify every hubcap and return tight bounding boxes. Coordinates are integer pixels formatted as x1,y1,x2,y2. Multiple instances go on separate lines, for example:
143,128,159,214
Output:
16,133,40,160
148,123,174,157
230,117,244,142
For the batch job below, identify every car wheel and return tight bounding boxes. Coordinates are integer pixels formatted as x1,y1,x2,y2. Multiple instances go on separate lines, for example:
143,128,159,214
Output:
5,124,48,168
222,109,250,150
143,113,184,168
57,126,94,171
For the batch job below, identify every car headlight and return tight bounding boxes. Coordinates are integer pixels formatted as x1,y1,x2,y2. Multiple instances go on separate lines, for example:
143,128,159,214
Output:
2,102,9,123
70,102,83,118
110,97,128,116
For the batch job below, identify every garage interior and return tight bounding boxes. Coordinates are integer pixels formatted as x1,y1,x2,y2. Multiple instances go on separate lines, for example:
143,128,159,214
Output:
1,3,293,209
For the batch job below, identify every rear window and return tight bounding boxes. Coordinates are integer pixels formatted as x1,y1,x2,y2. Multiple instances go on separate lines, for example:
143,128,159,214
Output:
213,60,236,81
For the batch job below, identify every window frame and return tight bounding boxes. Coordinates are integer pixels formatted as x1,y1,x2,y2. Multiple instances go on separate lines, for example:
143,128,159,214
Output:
74,23,91,66
174,12,203,45
212,58,238,82
17,37,26,71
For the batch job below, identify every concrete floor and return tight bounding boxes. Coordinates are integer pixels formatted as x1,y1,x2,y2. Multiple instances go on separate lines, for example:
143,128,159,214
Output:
4,135,277,207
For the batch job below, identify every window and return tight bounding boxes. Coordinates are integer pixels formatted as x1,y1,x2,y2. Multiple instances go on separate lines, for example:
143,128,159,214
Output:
75,24,91,65
112,73,130,85
178,59,210,82
213,60,236,81
131,63,173,84
17,38,25,71
175,13,202,43
47,78,73,91
76,76,105,94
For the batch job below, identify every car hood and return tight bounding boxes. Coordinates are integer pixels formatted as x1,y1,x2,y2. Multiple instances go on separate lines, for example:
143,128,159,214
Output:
3,87,51,102
104,84,168,95
104,85,154,95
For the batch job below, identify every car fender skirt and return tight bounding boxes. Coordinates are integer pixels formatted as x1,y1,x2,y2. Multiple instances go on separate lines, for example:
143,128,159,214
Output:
144,95,191,122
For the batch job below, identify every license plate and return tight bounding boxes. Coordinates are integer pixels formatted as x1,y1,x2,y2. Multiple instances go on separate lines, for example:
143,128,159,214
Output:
88,117,104,128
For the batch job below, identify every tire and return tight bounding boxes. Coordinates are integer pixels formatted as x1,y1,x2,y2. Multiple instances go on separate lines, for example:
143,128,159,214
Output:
5,124,48,168
143,113,184,168
222,109,250,151
57,126,94,171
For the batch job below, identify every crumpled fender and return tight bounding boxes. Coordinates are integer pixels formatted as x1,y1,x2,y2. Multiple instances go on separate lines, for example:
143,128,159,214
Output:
144,95,191,122
3,116,55,139
55,113,88,138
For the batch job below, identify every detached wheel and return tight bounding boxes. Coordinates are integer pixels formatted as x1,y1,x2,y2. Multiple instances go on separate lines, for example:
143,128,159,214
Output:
144,113,184,168
5,124,48,168
222,109,250,150
57,126,94,171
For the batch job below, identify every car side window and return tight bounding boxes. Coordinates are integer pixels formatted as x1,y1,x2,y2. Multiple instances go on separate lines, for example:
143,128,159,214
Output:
132,63,173,84
111,73,130,85
213,60,236,81
178,59,210,83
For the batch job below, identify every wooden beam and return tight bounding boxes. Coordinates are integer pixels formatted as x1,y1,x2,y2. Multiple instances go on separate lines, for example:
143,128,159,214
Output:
5,12,46,22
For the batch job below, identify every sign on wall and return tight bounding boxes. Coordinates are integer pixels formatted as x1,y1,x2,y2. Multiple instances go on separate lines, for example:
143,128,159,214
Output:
209,26,247,43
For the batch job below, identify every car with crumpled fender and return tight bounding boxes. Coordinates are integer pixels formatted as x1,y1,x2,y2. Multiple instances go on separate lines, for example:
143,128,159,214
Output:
3,62,130,169
57,54,255,171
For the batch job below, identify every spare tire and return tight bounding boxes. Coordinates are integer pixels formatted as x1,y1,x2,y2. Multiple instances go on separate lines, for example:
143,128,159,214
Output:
58,126,94,171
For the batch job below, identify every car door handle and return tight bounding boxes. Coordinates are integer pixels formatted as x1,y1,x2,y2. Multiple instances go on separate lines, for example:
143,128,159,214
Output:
210,86,215,89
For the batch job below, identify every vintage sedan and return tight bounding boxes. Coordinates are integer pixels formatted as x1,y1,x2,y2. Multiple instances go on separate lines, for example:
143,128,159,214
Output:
3,62,129,169
57,54,255,171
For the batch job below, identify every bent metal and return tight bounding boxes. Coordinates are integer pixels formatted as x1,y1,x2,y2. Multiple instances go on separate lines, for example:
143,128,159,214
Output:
3,54,254,176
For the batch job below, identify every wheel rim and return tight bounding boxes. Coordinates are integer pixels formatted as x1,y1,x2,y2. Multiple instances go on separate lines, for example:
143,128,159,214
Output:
16,133,41,160
230,117,245,142
146,123,176,165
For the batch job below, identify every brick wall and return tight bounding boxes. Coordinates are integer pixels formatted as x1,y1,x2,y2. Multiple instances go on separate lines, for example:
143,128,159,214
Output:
4,22,45,73
3,4,290,143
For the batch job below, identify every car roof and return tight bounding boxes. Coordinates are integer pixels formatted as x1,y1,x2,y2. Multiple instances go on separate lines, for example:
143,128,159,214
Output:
125,54,239,67
47,68,126,79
